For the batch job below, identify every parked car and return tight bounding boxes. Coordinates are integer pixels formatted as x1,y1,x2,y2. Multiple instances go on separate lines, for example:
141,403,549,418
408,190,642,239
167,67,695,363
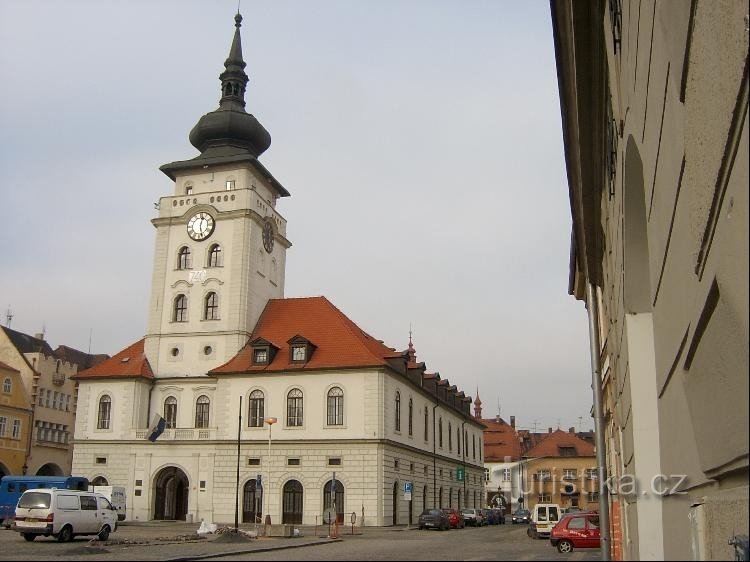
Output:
489,508,505,524
442,508,465,529
550,511,601,553
527,503,561,539
418,509,451,531
512,508,531,524
13,488,118,542
461,508,484,527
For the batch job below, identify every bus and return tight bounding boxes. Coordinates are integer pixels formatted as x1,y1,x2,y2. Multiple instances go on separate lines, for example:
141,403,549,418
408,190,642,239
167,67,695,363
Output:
0,475,89,528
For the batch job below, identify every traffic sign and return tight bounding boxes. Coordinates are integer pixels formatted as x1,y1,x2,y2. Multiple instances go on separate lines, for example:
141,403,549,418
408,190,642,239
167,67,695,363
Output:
404,482,413,493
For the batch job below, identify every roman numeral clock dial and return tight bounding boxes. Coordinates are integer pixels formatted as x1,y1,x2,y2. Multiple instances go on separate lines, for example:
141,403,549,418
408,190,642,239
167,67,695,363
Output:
187,212,215,241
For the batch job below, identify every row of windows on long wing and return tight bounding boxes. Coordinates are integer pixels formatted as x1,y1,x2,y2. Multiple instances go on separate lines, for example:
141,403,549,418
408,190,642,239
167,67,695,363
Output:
95,387,345,430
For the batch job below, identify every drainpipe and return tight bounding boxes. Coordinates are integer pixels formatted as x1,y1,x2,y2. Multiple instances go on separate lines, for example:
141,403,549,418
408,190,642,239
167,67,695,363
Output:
585,282,611,561
432,402,438,508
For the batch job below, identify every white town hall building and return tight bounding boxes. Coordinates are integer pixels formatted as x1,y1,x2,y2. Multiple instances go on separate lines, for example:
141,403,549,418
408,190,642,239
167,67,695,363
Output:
71,13,485,526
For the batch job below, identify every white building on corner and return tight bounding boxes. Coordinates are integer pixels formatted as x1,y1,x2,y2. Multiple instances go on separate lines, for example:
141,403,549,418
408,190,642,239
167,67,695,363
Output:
71,13,484,526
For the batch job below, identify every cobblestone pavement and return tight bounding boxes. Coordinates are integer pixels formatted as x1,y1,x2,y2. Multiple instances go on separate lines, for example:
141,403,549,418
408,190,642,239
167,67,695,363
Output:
0,522,601,561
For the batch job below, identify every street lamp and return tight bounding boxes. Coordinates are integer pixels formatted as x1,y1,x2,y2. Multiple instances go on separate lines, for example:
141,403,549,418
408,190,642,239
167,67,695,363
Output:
264,416,277,526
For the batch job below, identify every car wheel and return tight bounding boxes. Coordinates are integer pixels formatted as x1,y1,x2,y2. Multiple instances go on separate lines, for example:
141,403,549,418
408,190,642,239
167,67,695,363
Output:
22,533,36,542
98,525,111,541
557,539,574,553
57,525,73,542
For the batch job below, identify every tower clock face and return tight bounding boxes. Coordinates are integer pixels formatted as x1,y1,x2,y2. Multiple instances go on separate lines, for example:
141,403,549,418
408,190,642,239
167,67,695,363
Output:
262,221,274,253
187,212,215,241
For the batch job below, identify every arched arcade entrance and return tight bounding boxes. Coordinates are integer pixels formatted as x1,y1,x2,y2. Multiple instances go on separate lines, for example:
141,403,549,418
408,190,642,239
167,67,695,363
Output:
153,466,189,521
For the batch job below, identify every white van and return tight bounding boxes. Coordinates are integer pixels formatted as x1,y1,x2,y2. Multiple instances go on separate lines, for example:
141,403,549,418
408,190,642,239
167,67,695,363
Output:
13,488,118,542
528,503,561,538
89,486,127,521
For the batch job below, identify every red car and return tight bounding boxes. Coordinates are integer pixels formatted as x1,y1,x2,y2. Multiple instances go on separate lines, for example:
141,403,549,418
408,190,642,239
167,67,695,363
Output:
442,508,465,529
549,511,601,553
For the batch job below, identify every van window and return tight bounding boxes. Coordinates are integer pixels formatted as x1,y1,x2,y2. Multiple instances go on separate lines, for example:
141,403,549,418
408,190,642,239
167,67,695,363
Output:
57,495,80,510
18,492,51,509
7,483,16,492
97,497,114,510
80,496,98,510
537,507,547,521
549,506,559,521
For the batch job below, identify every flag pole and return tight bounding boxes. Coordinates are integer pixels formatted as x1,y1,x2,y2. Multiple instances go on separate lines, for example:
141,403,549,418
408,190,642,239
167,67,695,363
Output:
235,395,242,533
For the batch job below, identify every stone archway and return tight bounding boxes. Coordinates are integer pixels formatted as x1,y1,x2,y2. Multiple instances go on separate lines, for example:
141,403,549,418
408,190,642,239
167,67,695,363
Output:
242,479,262,523
91,476,109,486
36,463,64,476
0,462,10,479
153,466,189,521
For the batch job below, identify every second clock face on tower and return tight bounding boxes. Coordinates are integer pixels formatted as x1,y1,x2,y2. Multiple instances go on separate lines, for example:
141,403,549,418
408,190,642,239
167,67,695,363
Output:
262,221,274,253
187,212,215,241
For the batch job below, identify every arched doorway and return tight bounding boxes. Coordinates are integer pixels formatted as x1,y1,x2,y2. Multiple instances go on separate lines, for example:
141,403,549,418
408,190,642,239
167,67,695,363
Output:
392,481,398,525
458,489,462,510
422,485,428,511
0,462,10,479
91,476,108,486
282,480,303,524
323,479,344,524
36,463,63,476
439,487,443,509
242,479,262,523
153,466,189,520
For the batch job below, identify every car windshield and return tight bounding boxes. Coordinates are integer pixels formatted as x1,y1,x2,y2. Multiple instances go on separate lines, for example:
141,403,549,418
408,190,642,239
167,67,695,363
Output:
18,492,51,509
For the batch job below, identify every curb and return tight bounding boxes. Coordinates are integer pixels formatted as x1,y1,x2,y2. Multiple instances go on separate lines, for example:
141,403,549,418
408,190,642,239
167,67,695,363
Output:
164,537,343,561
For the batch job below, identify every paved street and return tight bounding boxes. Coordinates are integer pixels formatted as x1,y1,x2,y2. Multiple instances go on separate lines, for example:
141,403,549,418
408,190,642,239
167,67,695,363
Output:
0,522,601,561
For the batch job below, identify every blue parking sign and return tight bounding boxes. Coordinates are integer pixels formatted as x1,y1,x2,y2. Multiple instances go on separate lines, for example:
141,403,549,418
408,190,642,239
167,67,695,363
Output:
404,482,413,493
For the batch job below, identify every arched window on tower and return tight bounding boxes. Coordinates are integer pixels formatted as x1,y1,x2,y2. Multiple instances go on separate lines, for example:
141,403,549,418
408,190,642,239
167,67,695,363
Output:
177,246,192,270
204,292,219,320
195,395,210,428
208,244,222,267
164,396,177,429
448,422,453,452
424,406,429,441
174,295,188,322
97,395,111,429
439,417,443,448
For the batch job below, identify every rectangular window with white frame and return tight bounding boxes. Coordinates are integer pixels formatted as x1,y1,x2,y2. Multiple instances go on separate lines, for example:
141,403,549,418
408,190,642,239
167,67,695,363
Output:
502,468,511,481
12,419,20,439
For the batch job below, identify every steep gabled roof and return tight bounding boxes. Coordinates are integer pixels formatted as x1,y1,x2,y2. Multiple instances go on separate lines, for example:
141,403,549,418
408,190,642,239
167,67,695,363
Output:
524,428,595,458
211,296,403,374
72,339,153,380
1,326,53,356
0,360,20,373
53,345,109,370
481,417,523,461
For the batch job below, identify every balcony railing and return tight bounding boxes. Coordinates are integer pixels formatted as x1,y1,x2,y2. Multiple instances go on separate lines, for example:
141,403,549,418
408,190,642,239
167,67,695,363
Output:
133,428,216,440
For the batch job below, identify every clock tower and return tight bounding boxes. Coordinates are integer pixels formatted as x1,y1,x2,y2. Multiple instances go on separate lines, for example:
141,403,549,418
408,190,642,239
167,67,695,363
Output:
144,13,291,377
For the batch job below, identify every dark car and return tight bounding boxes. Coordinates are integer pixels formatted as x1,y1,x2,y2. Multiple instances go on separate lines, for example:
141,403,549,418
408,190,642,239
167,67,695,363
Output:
442,508,465,529
490,508,505,524
512,508,531,524
549,511,601,553
418,509,450,531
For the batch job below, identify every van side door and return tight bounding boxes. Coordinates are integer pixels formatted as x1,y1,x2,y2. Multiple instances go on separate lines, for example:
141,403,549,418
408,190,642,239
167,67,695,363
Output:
79,495,99,533
96,496,117,530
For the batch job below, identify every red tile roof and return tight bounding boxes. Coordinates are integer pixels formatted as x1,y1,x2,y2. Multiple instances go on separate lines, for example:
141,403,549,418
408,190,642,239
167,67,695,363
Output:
71,339,154,380
524,429,595,458
481,417,523,461
211,296,404,374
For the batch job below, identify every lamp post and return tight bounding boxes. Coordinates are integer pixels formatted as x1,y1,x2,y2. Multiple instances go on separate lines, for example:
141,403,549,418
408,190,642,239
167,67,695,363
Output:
264,416,277,526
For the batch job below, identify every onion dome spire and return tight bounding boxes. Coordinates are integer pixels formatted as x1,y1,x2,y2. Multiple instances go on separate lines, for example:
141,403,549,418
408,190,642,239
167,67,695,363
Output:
474,389,482,419
188,12,271,158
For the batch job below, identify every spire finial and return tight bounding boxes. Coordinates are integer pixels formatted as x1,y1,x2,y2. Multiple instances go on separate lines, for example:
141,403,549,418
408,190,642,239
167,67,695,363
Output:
407,325,416,363
235,11,242,27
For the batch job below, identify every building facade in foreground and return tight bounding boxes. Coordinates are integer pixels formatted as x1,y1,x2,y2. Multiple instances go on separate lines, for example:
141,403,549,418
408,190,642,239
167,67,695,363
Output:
551,1,748,559
71,14,484,526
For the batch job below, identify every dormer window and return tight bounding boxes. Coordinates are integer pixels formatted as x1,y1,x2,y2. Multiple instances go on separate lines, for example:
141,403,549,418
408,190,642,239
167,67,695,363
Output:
287,335,316,364
226,180,235,190
292,346,306,362
254,349,268,364
250,337,279,366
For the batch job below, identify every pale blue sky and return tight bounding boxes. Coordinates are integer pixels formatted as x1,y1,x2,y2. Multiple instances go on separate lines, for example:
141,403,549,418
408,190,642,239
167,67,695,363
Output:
0,0,593,431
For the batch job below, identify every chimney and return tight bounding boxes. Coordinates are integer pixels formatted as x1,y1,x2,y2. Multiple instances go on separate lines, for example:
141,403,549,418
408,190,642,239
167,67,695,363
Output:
569,427,575,434
548,427,553,434
510,415,516,429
